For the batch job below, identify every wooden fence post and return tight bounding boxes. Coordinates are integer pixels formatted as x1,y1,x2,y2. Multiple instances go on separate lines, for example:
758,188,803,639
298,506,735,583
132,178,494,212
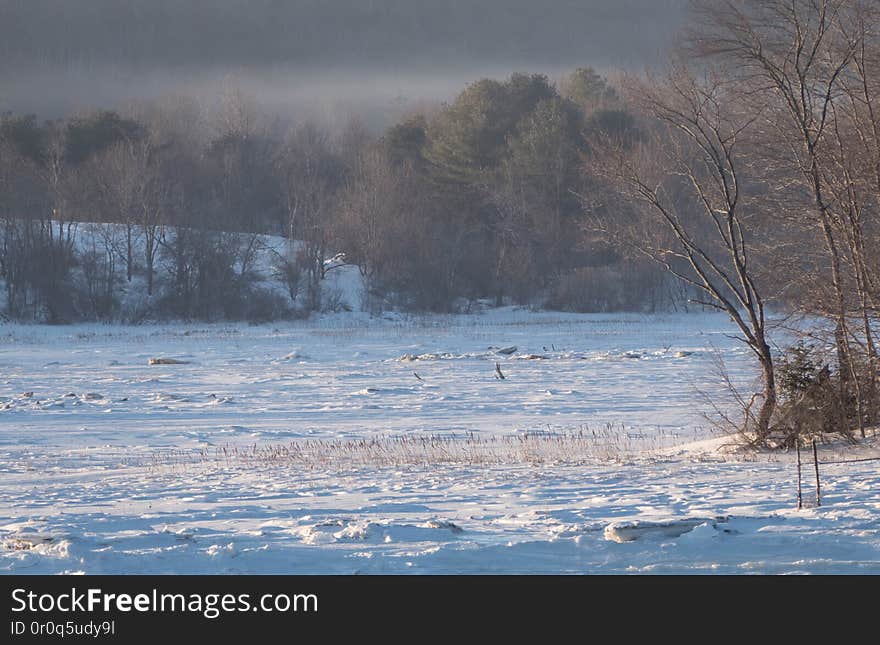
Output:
796,440,803,510
812,438,821,507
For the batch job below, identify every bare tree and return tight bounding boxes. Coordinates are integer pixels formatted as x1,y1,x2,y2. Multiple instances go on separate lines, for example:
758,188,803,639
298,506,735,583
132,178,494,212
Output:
94,136,167,296
690,0,870,430
275,124,341,311
336,146,401,290
336,144,447,310
588,63,778,444
829,3,880,426
30,124,80,321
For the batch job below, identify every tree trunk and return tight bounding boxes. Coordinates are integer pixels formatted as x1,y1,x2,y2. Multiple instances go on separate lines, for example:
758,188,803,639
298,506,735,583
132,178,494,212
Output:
756,347,777,443
126,226,133,283
814,177,854,424
145,231,155,297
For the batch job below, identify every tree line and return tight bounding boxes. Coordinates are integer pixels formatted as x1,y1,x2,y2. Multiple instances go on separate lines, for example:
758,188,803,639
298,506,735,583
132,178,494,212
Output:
0,67,679,323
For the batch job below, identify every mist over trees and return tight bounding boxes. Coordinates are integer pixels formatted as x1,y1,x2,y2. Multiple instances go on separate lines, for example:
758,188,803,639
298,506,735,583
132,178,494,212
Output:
1,1,684,70
0,0,685,122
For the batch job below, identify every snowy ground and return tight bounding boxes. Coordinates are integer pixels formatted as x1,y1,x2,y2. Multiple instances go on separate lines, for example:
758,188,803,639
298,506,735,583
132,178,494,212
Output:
1,310,879,574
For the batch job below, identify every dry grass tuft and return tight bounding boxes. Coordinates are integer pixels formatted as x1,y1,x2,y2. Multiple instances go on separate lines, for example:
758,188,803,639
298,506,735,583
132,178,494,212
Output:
149,425,706,472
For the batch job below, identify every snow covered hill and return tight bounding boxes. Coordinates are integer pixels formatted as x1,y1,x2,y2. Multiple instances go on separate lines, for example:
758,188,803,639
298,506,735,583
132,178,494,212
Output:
0,221,367,322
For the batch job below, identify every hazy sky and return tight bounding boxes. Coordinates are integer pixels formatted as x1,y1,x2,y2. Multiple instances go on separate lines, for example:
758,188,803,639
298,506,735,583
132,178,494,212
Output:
0,0,687,127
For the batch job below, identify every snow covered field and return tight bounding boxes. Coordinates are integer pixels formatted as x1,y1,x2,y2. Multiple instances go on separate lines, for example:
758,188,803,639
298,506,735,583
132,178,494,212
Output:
1,310,879,574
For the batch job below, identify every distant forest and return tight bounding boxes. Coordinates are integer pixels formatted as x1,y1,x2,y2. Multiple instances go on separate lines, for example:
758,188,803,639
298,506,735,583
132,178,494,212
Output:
1,66,679,321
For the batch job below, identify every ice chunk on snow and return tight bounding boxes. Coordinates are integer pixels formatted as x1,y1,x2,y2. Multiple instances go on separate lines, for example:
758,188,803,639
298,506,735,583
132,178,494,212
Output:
206,543,237,557
603,518,720,543
422,520,464,534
